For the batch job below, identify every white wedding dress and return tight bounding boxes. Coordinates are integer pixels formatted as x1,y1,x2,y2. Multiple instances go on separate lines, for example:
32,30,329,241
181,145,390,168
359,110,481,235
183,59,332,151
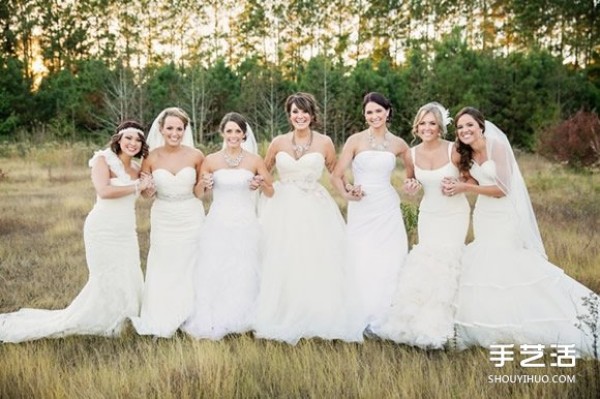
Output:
346,150,407,327
131,167,205,338
184,168,260,339
254,151,365,344
455,160,600,357
0,149,144,343
372,144,470,348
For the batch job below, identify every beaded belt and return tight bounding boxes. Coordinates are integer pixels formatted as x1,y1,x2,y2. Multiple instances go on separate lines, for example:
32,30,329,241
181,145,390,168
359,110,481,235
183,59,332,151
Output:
156,192,195,202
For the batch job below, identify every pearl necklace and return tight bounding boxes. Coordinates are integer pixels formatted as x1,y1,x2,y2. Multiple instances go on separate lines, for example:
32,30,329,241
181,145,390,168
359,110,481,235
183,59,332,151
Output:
292,130,313,159
368,128,390,151
223,149,244,168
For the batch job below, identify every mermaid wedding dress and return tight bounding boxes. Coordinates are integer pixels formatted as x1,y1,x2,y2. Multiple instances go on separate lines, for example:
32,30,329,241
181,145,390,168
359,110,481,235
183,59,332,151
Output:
131,166,205,338
0,149,144,342
372,143,470,348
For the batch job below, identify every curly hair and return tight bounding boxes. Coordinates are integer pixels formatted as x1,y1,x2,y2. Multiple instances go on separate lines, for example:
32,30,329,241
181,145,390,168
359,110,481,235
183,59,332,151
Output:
109,120,149,158
455,107,486,176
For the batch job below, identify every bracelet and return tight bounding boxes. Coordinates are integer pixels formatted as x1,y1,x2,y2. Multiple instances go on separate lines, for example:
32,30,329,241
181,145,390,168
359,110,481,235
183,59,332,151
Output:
134,181,140,196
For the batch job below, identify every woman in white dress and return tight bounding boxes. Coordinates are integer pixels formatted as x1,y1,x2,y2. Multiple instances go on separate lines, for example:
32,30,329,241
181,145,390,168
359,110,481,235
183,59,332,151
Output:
254,92,365,344
331,92,412,330
448,106,599,357
131,107,206,338
184,112,273,339
0,121,152,343
371,103,471,349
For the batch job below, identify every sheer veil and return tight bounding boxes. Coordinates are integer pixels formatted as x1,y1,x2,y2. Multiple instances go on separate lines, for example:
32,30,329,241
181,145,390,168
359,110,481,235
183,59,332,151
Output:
484,120,547,259
146,109,195,151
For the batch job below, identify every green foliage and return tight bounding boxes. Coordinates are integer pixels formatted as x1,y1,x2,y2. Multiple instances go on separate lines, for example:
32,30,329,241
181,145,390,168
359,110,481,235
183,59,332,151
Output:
29,59,114,140
204,59,241,138
145,63,185,114
1,19,597,163
401,202,419,238
0,56,32,137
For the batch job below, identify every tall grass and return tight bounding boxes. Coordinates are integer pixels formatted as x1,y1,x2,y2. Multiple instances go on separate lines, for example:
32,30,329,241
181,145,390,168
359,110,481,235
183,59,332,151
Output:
0,145,599,398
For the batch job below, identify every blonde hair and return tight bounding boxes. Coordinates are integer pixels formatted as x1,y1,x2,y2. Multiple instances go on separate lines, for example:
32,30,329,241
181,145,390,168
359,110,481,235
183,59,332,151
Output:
411,102,448,144
158,107,190,129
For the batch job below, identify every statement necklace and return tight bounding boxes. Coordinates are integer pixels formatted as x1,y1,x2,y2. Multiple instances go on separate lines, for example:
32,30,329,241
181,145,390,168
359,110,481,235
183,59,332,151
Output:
368,128,390,151
292,130,313,159
223,149,244,168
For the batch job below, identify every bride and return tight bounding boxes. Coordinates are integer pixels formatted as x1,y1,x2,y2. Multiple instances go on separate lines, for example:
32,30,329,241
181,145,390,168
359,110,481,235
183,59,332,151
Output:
448,106,599,357
131,107,205,338
331,92,411,330
254,92,365,344
183,112,273,339
0,121,152,342
371,102,470,349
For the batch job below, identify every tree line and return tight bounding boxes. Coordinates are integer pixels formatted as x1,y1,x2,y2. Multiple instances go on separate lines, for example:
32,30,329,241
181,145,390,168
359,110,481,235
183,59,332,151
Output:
0,0,598,150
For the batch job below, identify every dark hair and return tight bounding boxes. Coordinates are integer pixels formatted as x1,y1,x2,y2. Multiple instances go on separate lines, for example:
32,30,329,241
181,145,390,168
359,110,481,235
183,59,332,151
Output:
362,92,393,122
455,107,486,175
219,112,248,141
285,92,320,128
110,120,149,158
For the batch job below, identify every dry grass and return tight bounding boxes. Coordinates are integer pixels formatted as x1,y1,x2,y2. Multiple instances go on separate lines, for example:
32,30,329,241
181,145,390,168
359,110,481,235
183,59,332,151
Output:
0,146,599,398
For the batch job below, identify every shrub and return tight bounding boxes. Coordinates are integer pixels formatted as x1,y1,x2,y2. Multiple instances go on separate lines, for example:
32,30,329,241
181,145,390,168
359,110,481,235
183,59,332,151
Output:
538,110,600,168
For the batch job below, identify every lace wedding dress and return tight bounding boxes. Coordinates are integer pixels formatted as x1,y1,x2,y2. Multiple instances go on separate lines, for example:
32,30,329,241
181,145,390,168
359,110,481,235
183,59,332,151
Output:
0,149,144,342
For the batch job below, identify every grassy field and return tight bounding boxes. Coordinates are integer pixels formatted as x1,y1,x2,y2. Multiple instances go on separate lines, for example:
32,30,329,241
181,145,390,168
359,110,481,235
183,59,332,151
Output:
0,143,599,398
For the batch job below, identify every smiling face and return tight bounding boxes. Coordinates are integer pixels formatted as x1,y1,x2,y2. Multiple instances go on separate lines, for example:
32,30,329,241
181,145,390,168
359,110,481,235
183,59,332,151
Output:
456,113,484,146
118,131,144,157
221,121,245,149
416,111,440,142
285,93,319,131
289,103,313,131
160,115,186,147
364,101,389,130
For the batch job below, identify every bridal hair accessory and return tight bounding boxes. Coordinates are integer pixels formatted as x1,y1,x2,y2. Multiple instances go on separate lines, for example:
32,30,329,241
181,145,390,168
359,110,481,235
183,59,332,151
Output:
433,103,452,127
118,127,145,137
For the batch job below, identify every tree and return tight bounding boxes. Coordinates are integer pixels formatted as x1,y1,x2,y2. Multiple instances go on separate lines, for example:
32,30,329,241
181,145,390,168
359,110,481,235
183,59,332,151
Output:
0,56,32,137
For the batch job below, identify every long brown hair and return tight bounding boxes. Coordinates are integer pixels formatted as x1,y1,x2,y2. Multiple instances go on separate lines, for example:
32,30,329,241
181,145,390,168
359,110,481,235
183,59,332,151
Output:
455,107,485,175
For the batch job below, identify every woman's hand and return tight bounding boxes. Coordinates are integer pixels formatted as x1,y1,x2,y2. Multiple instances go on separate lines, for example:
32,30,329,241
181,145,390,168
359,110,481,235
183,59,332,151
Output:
202,172,214,191
140,172,156,197
441,177,463,196
403,178,421,196
344,183,365,201
249,175,264,191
